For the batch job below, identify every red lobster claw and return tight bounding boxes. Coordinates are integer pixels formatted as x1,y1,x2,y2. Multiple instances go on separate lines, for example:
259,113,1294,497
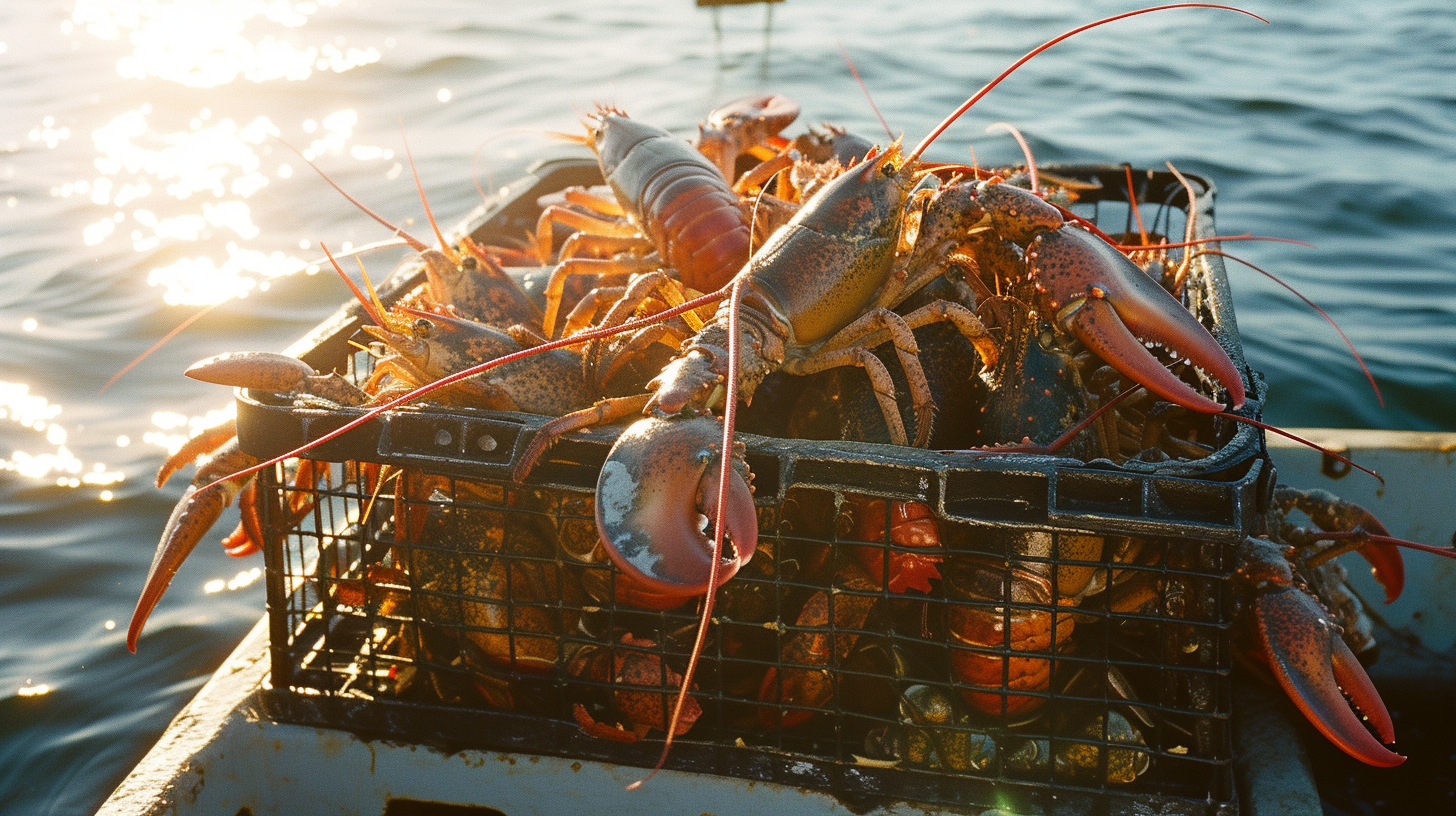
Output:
1250,584,1403,767
595,416,757,600
1239,537,1403,767
129,440,258,653
1351,515,1404,605
1028,224,1244,414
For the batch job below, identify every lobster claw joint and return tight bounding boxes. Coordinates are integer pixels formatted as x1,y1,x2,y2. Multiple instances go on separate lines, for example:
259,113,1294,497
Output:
1029,225,1245,414
596,416,757,601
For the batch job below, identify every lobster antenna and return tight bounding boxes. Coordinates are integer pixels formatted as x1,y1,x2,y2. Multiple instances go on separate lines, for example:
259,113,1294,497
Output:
357,257,389,323
635,174,783,787
905,5,1268,165
1198,249,1384,408
99,303,220,394
1123,164,1149,245
1221,413,1384,485
986,122,1038,193
837,41,894,140
321,243,387,328
630,274,747,791
1304,531,1456,565
1113,234,1316,252
1163,160,1203,291
281,139,432,254
399,126,459,264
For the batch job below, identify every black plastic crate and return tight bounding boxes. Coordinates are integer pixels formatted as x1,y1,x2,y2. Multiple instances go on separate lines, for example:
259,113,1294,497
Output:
241,158,1268,815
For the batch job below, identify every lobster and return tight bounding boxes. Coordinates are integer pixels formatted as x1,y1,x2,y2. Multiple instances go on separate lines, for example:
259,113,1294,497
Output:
535,96,801,336
127,269,603,653
128,353,367,652
1227,483,1456,768
296,142,544,333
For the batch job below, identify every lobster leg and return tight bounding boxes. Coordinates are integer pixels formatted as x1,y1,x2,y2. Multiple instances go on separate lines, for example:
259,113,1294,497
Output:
812,307,934,446
784,343,912,447
219,481,265,557
513,394,651,483
561,287,629,338
540,255,658,337
580,270,708,378
534,201,642,263
592,322,692,390
156,418,236,488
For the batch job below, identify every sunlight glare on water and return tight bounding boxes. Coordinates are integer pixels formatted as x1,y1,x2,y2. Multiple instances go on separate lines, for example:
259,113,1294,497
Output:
66,0,388,307
144,405,234,456
0,382,124,487
70,0,378,88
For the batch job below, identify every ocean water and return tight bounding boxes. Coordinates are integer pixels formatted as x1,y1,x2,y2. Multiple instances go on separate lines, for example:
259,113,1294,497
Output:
0,1,1452,813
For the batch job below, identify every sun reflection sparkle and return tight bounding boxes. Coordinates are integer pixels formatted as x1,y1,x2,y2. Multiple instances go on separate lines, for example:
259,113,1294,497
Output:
66,1,391,307
72,0,378,89
204,567,263,594
144,406,234,457
0,382,125,488
78,103,390,303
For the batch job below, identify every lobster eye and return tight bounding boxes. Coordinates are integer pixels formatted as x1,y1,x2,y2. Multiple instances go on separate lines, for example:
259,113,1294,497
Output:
412,318,433,338
881,161,898,178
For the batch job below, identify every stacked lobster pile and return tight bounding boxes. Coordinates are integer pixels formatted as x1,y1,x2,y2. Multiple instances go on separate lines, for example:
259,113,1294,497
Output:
129,7,1428,809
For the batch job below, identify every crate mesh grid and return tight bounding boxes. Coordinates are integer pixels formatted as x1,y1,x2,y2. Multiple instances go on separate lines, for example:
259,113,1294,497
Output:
246,163,1254,815
263,458,1239,811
